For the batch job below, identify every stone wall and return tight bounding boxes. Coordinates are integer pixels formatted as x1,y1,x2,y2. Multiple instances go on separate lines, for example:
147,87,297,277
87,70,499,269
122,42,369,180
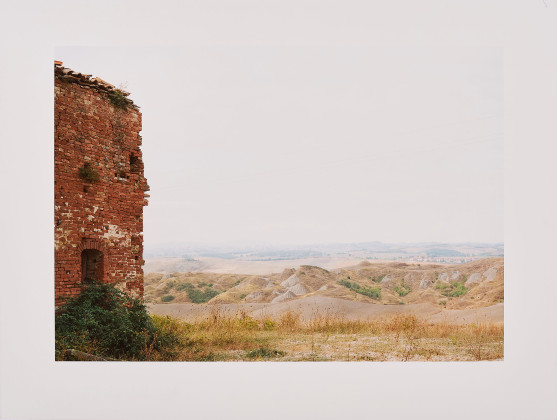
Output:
54,62,149,305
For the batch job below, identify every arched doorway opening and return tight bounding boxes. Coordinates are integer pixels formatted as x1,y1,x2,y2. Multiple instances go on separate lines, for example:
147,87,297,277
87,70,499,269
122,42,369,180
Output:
81,249,104,282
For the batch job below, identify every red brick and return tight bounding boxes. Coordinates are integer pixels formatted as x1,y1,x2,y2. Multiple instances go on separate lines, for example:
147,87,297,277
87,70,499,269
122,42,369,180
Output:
54,64,148,306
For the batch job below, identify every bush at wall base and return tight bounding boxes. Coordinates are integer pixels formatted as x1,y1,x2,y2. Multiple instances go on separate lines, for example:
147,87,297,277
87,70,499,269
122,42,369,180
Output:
55,278,182,360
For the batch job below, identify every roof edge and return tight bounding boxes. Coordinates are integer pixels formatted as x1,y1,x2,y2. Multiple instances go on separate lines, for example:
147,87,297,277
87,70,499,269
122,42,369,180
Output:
54,61,139,110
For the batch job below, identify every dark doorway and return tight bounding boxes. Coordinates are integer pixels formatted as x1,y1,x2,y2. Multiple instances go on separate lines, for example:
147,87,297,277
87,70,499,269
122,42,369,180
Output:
81,249,104,282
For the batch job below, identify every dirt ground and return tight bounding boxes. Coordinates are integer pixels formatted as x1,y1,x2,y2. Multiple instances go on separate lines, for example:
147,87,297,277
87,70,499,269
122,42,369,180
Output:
147,300,504,361
148,296,503,324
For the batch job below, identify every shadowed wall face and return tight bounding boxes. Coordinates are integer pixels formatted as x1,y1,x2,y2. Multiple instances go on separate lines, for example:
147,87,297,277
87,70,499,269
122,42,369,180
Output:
54,63,149,304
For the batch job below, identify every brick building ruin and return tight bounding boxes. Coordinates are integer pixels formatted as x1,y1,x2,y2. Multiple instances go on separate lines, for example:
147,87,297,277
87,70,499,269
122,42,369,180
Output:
54,61,149,305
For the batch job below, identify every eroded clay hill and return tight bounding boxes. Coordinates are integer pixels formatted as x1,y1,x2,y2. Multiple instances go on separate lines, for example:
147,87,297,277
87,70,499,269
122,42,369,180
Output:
144,258,503,310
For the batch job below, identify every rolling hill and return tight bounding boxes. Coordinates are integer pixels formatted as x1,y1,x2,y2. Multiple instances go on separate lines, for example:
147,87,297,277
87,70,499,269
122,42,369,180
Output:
145,257,503,311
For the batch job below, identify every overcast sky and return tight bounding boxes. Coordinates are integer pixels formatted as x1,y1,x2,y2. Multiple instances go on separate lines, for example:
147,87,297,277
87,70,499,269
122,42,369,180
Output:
55,46,503,247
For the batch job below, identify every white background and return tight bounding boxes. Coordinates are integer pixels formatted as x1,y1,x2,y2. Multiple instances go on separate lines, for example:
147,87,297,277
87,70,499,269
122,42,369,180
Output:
1,1,556,419
54,45,503,247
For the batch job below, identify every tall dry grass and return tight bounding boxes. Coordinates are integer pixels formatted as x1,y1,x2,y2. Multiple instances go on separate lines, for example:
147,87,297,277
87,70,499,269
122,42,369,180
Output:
151,309,503,361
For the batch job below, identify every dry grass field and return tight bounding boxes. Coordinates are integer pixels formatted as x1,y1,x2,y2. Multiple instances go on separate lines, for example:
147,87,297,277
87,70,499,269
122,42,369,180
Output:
141,258,503,361
148,309,503,362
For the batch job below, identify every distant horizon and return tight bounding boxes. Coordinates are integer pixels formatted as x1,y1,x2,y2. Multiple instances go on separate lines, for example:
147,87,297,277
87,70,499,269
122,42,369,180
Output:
144,240,504,260
145,239,504,248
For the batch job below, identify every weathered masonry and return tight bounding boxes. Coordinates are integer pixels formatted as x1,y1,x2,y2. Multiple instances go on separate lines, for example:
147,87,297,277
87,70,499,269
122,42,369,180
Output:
54,61,149,305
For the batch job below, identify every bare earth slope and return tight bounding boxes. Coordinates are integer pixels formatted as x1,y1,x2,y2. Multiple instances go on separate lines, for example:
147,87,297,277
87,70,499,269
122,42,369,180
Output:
146,258,503,324
149,297,503,324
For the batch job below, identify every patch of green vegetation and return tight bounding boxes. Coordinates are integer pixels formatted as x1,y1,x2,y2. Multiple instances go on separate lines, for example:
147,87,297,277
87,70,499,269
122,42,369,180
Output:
78,162,100,183
394,279,411,297
55,279,183,360
245,347,286,359
435,282,450,291
372,274,386,283
174,282,190,292
108,89,129,109
448,281,467,297
163,279,177,293
435,281,467,298
300,265,330,274
339,279,381,300
161,295,175,302
263,319,276,330
239,294,247,300
175,282,221,303
196,352,228,361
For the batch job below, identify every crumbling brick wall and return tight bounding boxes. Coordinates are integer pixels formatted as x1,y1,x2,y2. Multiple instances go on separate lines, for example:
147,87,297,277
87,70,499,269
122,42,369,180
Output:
54,62,149,305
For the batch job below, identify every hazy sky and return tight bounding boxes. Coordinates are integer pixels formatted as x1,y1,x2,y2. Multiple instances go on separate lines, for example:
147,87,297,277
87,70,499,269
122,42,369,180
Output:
55,46,503,246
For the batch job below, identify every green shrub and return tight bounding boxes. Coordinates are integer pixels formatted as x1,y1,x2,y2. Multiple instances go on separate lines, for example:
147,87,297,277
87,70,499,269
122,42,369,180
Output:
300,265,330,274
163,280,176,293
435,281,467,297
372,274,386,283
175,282,220,303
245,347,286,359
188,287,220,303
108,89,129,109
78,163,100,183
339,279,353,288
339,279,381,300
55,279,182,360
448,281,467,297
161,295,175,302
149,315,190,359
263,319,276,330
175,282,193,292
394,279,411,297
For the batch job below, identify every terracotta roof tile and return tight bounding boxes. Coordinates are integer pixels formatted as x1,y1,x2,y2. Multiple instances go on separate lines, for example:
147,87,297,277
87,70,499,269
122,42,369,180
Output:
54,60,138,109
